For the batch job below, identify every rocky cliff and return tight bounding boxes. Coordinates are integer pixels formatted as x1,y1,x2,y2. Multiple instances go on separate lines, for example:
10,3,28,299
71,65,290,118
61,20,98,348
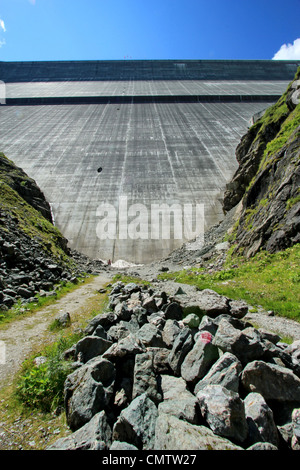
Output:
0,153,104,311
0,153,53,222
223,67,300,258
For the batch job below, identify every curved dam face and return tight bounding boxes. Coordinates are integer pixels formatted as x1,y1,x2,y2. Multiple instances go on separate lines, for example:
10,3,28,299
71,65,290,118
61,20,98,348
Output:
0,60,299,264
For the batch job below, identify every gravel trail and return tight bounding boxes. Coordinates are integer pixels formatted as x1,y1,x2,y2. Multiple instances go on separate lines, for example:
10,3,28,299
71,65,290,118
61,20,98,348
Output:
0,272,112,389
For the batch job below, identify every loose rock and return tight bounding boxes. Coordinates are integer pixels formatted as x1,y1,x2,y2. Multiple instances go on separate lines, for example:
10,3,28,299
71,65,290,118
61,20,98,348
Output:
112,393,158,450
197,384,248,443
46,281,300,451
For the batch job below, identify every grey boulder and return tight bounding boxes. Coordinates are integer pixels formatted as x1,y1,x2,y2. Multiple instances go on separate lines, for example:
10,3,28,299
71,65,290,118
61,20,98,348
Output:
110,441,138,450
75,336,113,363
244,392,279,447
163,302,184,321
194,352,242,395
47,411,112,450
136,322,167,348
162,319,181,348
84,311,118,335
102,333,146,361
241,360,300,401
197,384,248,443
213,318,265,364
180,333,219,384
158,375,199,424
64,357,116,431
247,442,278,450
154,414,243,450
132,351,162,404
168,328,194,375
112,393,158,450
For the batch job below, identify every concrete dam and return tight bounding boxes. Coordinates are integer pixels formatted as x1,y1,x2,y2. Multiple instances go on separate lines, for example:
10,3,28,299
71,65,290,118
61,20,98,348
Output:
0,60,299,264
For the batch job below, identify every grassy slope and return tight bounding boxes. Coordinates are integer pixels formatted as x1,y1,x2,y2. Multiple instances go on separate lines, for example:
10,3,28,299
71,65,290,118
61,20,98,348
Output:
158,244,300,320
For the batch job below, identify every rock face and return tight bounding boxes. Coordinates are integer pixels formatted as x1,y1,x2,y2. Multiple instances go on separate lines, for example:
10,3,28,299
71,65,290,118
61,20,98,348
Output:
0,153,105,312
222,68,300,257
64,357,116,431
46,411,112,450
0,152,53,222
112,393,158,450
244,392,279,448
48,281,300,450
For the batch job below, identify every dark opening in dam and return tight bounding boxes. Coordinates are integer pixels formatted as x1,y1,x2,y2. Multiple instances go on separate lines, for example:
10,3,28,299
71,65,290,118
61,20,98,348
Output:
0,60,299,264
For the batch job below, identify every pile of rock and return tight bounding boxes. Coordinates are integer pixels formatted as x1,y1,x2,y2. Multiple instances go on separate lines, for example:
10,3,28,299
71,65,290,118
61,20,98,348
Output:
0,221,66,310
0,220,73,311
48,281,300,450
0,212,104,311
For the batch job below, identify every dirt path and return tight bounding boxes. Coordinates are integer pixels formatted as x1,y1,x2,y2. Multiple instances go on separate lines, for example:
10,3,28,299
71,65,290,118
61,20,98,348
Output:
0,272,113,388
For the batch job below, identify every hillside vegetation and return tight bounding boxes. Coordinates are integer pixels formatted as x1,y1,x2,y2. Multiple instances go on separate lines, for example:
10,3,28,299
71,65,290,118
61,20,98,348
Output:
0,152,72,263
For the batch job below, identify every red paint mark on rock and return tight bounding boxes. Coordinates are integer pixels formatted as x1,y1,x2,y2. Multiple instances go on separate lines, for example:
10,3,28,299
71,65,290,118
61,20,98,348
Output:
199,331,213,344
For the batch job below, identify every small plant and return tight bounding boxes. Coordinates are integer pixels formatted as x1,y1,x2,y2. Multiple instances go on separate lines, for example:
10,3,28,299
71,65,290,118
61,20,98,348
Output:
49,314,71,332
286,190,300,211
15,335,79,412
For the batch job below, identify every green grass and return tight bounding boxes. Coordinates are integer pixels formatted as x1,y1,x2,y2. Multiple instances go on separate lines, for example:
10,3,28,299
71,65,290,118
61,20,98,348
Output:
0,275,92,328
244,67,300,188
112,273,151,286
263,103,300,167
158,244,300,321
286,189,300,211
250,90,290,150
13,286,111,413
0,181,71,263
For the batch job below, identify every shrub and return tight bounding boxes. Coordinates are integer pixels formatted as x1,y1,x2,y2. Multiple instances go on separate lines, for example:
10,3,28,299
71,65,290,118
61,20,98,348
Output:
15,335,78,412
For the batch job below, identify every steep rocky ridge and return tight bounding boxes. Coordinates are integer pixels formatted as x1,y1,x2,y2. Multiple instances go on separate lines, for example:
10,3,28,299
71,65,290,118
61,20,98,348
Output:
0,153,104,311
0,153,53,222
223,67,300,258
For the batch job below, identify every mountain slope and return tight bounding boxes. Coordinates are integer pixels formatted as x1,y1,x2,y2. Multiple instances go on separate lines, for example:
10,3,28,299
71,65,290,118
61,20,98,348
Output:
223,67,300,258
0,153,75,310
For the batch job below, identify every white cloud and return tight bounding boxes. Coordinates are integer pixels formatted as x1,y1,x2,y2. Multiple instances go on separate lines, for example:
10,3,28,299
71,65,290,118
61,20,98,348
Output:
0,19,6,33
272,38,300,60
0,39,5,48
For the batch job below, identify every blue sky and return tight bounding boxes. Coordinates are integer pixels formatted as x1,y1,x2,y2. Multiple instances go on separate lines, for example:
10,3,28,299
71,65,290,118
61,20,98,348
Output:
0,0,299,61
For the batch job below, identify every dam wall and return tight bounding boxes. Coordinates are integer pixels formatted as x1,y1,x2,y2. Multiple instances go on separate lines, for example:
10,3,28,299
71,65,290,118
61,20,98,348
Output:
0,60,299,264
